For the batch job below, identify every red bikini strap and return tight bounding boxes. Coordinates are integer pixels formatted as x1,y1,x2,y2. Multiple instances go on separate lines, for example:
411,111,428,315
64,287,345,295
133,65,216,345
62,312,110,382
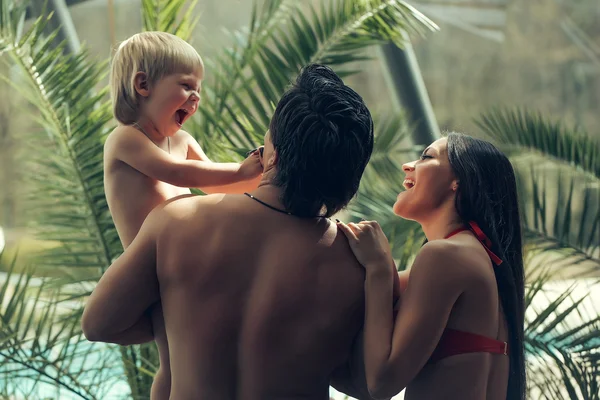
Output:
467,221,503,266
444,222,503,266
445,226,469,239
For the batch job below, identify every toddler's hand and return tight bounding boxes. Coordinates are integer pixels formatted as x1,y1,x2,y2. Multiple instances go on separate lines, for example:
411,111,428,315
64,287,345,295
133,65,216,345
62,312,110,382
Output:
240,148,263,180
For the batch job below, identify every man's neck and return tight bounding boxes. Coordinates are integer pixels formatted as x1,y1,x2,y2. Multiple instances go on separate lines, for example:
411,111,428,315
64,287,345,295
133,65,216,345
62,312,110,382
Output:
248,183,287,212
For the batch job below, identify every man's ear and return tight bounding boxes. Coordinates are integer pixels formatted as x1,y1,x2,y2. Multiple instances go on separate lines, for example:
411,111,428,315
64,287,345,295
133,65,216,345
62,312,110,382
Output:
134,72,150,97
268,149,278,167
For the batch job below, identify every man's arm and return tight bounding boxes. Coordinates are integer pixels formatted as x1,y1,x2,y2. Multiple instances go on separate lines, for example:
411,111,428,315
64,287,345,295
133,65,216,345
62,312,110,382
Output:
81,207,163,344
107,126,254,188
186,135,262,194
87,313,155,345
330,329,388,400
331,263,399,400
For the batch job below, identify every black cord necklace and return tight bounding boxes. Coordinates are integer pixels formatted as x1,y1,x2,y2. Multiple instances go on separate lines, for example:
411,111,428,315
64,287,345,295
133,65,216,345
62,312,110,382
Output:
244,193,326,219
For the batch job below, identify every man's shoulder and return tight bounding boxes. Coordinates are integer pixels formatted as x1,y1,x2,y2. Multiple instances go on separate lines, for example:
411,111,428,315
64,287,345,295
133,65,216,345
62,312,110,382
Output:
159,193,241,220
318,226,366,286
331,227,365,264
161,192,222,208
154,194,247,248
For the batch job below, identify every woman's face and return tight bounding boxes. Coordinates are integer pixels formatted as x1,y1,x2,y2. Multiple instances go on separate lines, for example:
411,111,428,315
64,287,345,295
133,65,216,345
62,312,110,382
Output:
393,137,458,221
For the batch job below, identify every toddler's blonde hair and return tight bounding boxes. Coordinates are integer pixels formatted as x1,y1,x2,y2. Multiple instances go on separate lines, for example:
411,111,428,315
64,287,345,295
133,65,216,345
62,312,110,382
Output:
110,31,203,125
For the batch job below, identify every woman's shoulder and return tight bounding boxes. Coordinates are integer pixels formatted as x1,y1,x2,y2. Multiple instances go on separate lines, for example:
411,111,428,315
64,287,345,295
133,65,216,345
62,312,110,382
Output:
412,238,490,285
418,239,470,263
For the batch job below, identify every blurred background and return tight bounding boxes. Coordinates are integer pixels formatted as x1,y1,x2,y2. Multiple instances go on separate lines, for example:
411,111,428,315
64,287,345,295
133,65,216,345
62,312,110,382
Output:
0,0,598,399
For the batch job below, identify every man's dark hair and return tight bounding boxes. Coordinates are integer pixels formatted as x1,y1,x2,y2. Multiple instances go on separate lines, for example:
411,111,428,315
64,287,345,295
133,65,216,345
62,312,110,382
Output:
269,64,374,218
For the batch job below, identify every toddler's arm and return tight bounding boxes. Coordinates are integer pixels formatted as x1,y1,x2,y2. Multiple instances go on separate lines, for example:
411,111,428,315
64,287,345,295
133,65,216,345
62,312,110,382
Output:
107,126,260,188
185,134,262,194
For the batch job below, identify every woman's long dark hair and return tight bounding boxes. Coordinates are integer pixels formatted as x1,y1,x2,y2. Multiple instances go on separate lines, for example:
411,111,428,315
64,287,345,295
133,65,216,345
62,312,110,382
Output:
447,132,526,400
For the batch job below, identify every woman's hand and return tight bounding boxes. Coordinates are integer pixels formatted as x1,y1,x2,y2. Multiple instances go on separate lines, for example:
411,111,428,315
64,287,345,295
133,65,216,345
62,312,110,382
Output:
336,220,392,273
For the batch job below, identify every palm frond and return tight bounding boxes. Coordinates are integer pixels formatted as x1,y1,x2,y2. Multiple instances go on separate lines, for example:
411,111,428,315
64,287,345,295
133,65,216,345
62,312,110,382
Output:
0,0,119,276
476,108,600,179
194,0,438,157
0,0,125,396
0,251,122,400
346,112,423,267
154,0,293,161
186,0,295,159
367,112,420,184
514,158,600,277
525,269,600,400
142,0,199,39
206,0,293,110
529,348,600,400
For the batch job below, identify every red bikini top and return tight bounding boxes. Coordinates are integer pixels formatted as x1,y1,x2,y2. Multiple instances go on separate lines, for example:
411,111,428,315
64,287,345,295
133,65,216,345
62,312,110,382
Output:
428,221,508,363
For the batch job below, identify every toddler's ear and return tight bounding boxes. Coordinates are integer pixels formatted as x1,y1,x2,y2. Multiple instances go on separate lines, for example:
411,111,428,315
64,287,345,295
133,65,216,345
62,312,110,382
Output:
134,72,150,97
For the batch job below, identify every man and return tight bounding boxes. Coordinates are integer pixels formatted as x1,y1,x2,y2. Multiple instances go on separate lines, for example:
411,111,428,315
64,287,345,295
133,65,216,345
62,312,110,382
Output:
82,64,378,399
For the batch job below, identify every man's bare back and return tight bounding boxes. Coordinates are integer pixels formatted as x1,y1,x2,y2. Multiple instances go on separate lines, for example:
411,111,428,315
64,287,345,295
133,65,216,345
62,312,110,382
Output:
86,63,376,400
156,193,366,399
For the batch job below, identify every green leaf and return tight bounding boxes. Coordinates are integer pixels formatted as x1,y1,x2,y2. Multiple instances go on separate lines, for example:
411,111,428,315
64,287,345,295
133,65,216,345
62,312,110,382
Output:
346,112,424,265
196,0,438,158
476,108,600,179
0,250,122,399
142,0,199,39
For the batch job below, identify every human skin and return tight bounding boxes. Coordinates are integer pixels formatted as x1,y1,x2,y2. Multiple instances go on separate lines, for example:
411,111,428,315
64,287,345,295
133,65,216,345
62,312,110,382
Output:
84,127,394,399
103,67,262,399
338,138,510,400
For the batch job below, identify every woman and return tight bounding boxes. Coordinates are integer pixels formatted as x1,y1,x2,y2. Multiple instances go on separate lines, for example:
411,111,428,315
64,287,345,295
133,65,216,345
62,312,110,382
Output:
338,133,526,400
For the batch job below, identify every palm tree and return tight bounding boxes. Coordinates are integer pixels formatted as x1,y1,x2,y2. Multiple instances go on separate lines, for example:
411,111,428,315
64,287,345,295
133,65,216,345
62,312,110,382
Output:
0,0,437,398
1,0,598,397
476,109,600,399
